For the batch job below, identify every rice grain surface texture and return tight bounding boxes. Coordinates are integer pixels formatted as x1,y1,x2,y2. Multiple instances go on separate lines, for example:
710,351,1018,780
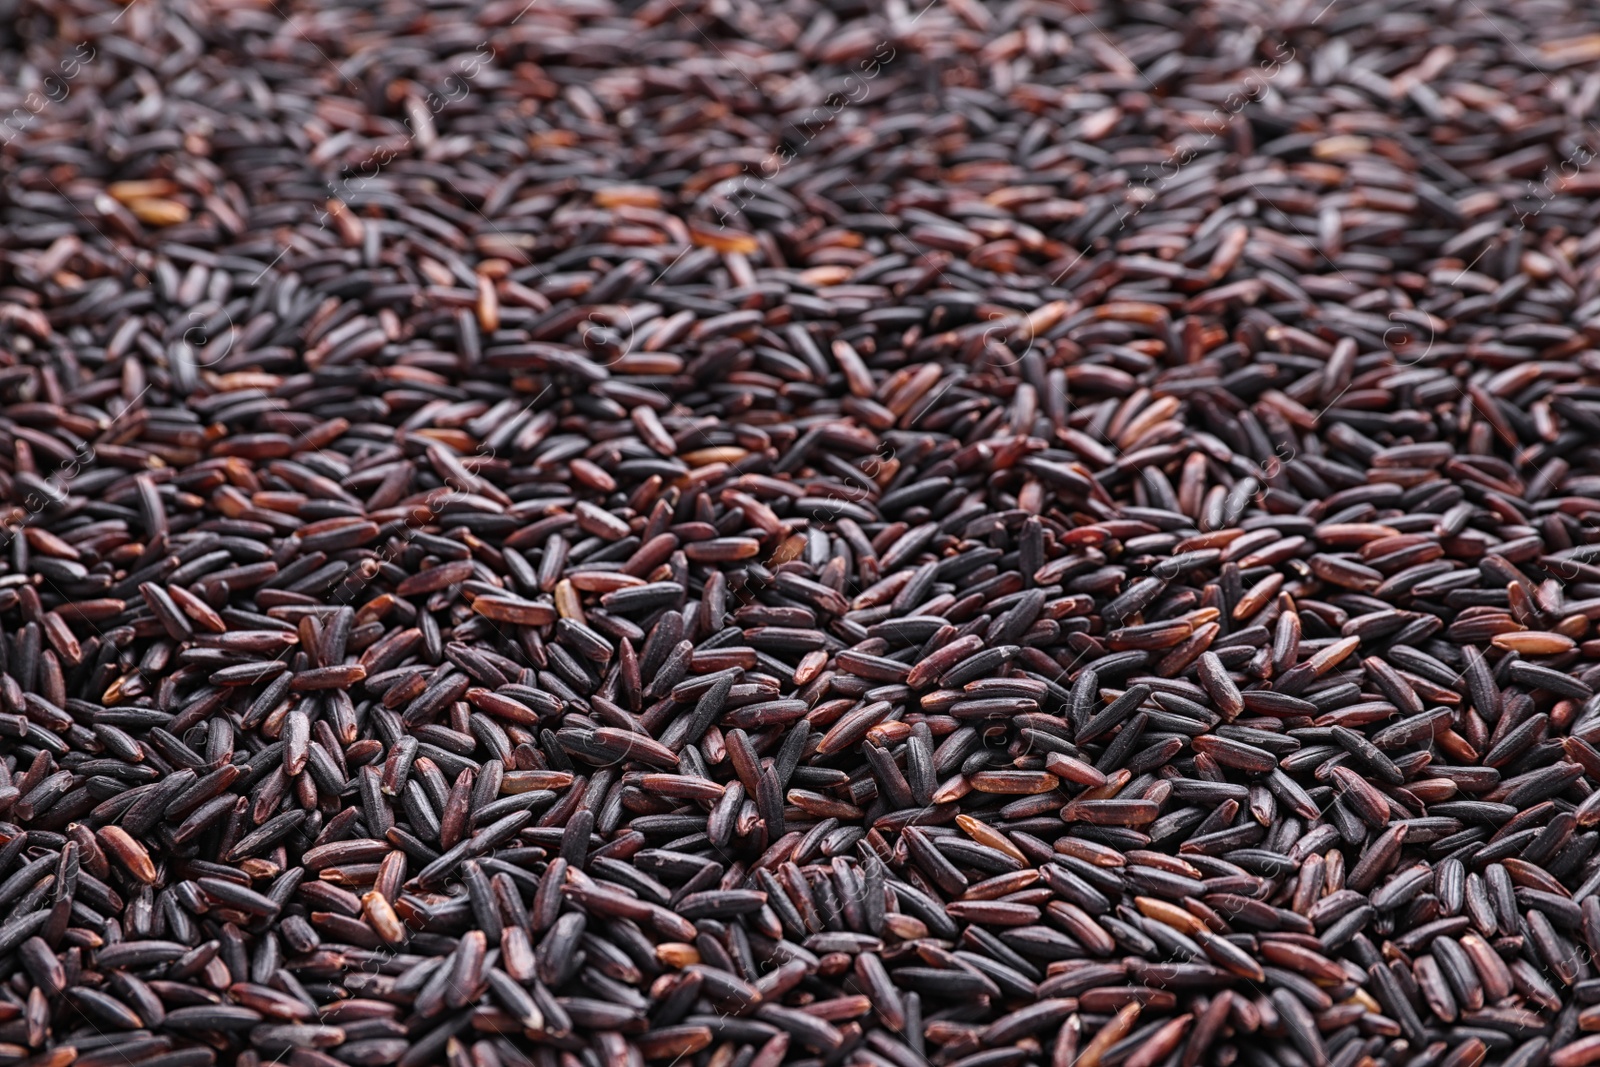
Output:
3,0,1600,1065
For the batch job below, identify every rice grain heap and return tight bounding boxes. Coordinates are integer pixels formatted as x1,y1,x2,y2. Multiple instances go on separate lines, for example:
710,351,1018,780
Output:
3,0,1600,1065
